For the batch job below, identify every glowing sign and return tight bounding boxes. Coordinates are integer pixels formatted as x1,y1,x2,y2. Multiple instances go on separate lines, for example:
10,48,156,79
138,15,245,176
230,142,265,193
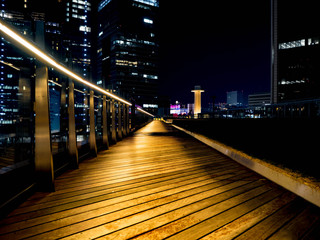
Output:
170,104,180,110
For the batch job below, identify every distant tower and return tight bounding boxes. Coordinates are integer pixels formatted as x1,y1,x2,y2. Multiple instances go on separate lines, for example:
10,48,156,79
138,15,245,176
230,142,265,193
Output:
191,85,204,115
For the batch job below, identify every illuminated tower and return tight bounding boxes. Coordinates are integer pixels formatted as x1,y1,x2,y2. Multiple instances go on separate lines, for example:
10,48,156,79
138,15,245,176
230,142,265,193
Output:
191,85,204,115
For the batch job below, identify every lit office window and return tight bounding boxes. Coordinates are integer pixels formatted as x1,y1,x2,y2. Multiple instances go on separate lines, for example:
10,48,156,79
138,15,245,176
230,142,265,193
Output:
79,26,91,32
279,39,305,49
133,0,159,7
143,18,153,24
116,60,138,67
98,0,111,11
308,37,320,46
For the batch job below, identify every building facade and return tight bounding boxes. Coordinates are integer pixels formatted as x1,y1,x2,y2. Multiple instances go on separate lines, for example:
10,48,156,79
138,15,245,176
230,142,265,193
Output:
97,0,159,113
272,0,320,104
248,93,271,107
63,0,93,79
227,90,244,106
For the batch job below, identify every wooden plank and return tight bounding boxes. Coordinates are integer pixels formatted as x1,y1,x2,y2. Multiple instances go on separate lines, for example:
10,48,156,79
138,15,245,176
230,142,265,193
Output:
59,181,271,240
234,197,307,240
268,205,320,240
0,170,253,235
0,175,257,239
1,121,319,240
199,191,297,240
3,166,245,221
165,188,283,240
301,220,320,240
20,161,238,207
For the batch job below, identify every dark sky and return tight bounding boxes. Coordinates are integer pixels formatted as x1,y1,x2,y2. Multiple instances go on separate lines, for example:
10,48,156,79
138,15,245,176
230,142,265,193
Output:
160,1,271,105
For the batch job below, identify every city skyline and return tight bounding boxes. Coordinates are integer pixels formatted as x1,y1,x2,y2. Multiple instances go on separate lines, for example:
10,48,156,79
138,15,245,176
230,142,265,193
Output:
160,1,271,105
2,0,319,108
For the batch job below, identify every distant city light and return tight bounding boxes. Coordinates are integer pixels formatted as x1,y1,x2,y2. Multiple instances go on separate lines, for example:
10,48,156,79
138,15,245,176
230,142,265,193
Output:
143,18,153,24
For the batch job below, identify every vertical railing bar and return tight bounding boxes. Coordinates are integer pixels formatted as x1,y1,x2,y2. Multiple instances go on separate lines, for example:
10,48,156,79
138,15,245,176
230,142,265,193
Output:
125,105,130,135
102,95,109,149
111,100,117,143
123,104,127,137
68,81,78,168
34,21,54,192
89,90,97,156
118,102,123,140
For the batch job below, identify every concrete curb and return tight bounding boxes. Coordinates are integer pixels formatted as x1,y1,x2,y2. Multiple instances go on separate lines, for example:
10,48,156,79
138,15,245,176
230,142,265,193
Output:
172,123,320,208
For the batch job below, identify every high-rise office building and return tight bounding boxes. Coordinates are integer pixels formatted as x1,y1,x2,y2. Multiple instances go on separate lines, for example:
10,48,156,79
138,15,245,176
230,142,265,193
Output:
0,0,42,131
0,0,96,130
63,0,93,79
272,0,320,104
227,90,244,107
97,0,159,113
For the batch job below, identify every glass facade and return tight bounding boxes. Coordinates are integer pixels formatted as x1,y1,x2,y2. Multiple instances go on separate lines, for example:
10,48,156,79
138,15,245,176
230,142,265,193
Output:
97,0,160,114
272,0,320,103
64,0,92,79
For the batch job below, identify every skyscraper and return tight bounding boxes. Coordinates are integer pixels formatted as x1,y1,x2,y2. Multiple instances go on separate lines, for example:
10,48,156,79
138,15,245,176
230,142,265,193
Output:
272,0,320,104
63,0,93,79
97,0,159,113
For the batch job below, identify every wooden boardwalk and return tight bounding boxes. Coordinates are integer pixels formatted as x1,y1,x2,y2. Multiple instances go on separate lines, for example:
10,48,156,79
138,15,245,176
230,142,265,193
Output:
0,120,320,239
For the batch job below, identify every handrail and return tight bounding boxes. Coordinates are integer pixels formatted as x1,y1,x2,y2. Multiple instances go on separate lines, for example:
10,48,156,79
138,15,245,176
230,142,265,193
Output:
0,19,133,106
0,17,155,202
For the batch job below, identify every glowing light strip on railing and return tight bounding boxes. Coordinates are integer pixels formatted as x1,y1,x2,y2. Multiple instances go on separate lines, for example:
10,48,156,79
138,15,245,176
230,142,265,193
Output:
136,107,154,117
0,60,20,71
0,21,132,106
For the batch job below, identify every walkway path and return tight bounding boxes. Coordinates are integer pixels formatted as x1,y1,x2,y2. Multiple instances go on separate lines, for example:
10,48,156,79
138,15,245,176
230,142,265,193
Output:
0,121,320,239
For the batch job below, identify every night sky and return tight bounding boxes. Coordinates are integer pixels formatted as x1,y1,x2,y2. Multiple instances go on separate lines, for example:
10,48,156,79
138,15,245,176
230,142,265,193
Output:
160,1,271,105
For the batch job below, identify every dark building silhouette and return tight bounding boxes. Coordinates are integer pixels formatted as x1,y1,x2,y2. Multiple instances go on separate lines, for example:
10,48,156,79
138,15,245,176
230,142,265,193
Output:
272,0,320,104
96,0,159,113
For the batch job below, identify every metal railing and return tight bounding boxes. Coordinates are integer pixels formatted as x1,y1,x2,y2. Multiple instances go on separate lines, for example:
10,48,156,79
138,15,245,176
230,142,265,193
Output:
0,19,154,214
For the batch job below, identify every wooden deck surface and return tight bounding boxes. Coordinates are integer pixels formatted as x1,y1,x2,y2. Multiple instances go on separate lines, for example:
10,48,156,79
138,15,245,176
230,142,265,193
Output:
1,120,320,239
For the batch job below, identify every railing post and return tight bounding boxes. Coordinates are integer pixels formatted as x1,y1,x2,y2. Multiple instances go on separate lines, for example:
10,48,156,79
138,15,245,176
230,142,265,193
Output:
126,105,130,134
34,21,54,191
123,104,127,137
35,65,54,191
89,90,97,156
131,102,136,130
102,95,109,149
117,102,123,140
111,99,117,143
68,81,78,167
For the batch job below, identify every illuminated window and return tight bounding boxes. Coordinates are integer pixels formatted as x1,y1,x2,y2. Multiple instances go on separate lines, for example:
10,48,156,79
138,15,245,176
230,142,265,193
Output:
308,37,320,46
98,0,111,11
143,74,158,79
79,25,91,32
143,18,153,24
143,104,158,108
133,0,159,7
279,39,305,49
116,60,138,67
